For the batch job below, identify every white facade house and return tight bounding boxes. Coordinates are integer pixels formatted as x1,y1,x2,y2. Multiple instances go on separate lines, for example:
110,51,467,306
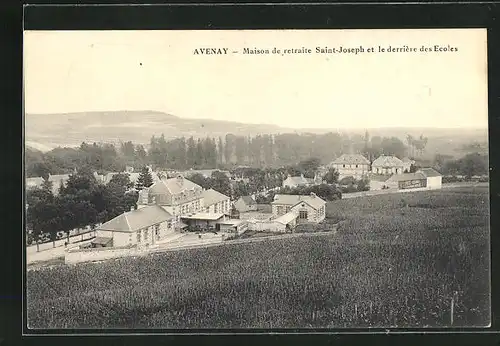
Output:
329,154,371,179
137,175,205,225
282,174,314,189
94,205,175,248
371,155,405,175
202,188,231,215
271,193,327,224
418,168,443,190
234,196,258,212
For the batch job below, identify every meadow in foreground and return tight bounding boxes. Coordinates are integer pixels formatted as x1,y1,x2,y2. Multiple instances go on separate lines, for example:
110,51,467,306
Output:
27,186,490,329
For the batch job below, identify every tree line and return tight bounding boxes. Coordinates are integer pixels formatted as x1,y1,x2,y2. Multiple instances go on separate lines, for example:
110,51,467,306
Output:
26,131,423,178
25,166,155,247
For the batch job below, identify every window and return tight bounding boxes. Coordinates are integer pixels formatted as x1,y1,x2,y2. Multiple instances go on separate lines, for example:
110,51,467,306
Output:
356,164,358,168
136,230,141,243
343,164,346,168
299,211,308,219
144,228,149,241
155,224,160,240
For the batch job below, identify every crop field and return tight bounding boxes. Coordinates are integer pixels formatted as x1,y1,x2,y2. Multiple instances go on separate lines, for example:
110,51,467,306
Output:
27,186,490,329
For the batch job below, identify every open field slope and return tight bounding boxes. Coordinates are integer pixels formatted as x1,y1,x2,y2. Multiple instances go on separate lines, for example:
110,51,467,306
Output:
27,186,490,329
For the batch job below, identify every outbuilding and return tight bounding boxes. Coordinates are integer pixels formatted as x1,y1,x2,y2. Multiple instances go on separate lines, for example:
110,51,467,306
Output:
418,168,443,190
385,172,428,190
180,212,227,232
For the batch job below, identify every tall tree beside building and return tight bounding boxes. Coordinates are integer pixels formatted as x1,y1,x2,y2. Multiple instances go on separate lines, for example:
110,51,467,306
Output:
234,136,247,165
136,166,154,190
224,134,236,165
195,139,205,168
135,144,148,167
186,137,197,167
217,137,224,166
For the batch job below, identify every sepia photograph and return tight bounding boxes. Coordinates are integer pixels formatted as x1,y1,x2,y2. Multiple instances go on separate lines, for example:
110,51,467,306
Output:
23,28,490,330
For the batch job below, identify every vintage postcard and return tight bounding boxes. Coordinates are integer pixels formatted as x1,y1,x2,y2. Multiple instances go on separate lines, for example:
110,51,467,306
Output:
24,29,490,330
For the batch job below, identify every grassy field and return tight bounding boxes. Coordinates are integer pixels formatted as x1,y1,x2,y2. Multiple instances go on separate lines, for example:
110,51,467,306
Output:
27,186,490,329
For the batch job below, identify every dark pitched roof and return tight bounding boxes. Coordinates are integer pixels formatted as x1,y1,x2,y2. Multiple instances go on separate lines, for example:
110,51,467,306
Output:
240,196,257,205
97,205,173,233
418,168,442,178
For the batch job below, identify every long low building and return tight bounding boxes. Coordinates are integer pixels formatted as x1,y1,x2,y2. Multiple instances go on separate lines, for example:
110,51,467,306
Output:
94,205,175,248
180,212,228,231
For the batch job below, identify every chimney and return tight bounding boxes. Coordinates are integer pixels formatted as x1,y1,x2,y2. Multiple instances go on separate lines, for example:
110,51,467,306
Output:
310,192,316,198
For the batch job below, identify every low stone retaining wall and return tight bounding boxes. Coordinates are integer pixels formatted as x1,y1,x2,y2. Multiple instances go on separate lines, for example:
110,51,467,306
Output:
65,245,139,264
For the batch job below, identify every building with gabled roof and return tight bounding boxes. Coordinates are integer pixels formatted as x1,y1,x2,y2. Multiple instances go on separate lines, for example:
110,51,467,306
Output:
137,175,204,222
417,168,443,190
385,172,427,190
271,192,326,224
329,154,370,179
234,195,258,213
402,157,415,172
202,188,231,215
371,155,405,175
94,205,175,248
282,174,315,189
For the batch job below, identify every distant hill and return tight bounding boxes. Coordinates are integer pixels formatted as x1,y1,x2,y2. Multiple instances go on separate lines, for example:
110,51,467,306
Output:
25,110,488,157
25,110,295,151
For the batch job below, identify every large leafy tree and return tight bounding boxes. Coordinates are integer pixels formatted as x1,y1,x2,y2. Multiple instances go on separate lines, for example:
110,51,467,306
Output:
210,171,232,197
323,168,339,185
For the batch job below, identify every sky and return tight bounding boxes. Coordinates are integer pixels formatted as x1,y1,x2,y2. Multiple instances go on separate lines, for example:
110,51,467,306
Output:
24,29,488,129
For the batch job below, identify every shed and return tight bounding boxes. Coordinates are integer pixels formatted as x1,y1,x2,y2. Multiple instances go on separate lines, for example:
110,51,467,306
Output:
385,172,427,190
417,168,442,190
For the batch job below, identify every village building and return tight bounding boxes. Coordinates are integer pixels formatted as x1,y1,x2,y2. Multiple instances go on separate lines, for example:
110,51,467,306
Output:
271,212,298,232
282,174,315,189
48,174,71,195
271,193,326,224
216,219,249,234
180,212,227,232
202,188,231,214
384,172,428,190
26,177,44,190
93,172,105,184
418,168,443,190
371,155,405,175
93,205,175,248
402,157,415,173
329,154,371,179
137,175,205,225
234,195,258,212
